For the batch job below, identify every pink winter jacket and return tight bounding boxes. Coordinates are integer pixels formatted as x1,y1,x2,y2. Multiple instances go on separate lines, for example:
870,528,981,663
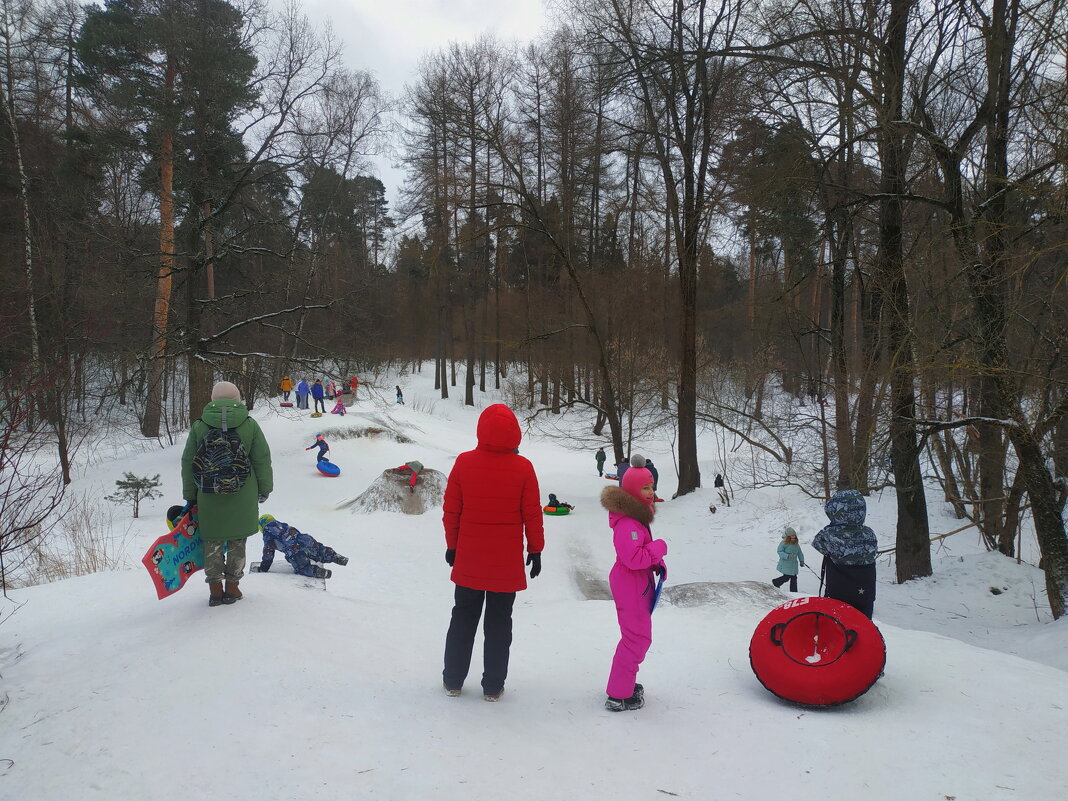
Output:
601,487,667,604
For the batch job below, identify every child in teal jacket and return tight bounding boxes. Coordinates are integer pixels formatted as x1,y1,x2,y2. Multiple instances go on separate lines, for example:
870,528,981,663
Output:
772,527,805,593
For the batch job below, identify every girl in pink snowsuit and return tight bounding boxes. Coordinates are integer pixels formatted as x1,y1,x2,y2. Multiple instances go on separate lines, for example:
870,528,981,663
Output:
600,460,667,711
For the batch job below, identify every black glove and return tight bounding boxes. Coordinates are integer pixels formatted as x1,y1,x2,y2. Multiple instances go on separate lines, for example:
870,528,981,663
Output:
653,564,663,577
258,493,269,503
445,548,456,566
526,552,541,579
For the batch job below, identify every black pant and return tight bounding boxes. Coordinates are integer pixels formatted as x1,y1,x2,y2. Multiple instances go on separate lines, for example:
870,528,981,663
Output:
443,584,516,693
772,573,798,592
283,390,291,401
822,557,876,618
313,397,325,413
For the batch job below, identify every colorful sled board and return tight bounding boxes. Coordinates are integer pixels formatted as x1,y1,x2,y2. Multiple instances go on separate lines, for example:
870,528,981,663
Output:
280,402,294,407
604,474,618,480
317,460,341,477
310,411,323,418
543,506,571,515
142,507,204,599
749,596,885,707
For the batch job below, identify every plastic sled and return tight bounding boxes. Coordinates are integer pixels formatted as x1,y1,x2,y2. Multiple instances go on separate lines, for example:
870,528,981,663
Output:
543,505,571,515
650,573,666,612
750,596,885,707
310,411,323,418
604,474,618,480
249,562,326,590
316,460,341,477
142,506,203,600
280,402,294,407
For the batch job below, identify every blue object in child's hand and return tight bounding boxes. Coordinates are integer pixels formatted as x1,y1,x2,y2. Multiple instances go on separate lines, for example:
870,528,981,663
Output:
650,572,666,613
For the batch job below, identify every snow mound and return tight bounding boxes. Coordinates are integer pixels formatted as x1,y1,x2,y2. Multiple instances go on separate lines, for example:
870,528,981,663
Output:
663,580,789,610
340,467,447,514
316,413,413,444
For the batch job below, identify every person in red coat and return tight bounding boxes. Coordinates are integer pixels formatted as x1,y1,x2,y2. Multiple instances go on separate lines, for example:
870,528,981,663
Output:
442,403,544,701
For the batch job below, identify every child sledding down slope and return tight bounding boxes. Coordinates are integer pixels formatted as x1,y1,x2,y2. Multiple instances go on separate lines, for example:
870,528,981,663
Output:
600,464,668,712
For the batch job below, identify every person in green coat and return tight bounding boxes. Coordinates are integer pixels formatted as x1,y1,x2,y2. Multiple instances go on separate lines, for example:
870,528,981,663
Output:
595,447,607,477
772,527,805,593
181,381,273,607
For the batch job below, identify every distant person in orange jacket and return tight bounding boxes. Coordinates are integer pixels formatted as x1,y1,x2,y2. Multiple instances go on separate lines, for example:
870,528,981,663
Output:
279,376,293,401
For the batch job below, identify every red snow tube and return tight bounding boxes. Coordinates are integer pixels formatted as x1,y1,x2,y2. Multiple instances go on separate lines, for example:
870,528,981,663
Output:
750,596,885,707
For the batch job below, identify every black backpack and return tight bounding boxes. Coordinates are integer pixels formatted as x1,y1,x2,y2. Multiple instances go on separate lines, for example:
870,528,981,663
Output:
191,406,251,494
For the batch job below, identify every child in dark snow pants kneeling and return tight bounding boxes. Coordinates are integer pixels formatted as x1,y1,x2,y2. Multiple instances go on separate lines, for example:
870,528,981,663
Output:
256,515,348,579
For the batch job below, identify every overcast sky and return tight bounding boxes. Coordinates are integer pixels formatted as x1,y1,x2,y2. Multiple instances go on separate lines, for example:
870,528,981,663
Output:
290,0,549,214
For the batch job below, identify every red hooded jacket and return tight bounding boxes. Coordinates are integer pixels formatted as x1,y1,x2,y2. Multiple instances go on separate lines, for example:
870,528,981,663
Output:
443,404,544,592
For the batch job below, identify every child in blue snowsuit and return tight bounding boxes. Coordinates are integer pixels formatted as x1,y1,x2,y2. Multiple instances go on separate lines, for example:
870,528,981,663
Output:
256,515,348,579
306,434,329,461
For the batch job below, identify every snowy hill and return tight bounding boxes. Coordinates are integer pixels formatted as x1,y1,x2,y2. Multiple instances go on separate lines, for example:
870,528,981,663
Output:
2,371,1067,801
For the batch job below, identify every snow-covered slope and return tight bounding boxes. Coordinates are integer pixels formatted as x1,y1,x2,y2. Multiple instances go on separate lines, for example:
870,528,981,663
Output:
2,371,1066,801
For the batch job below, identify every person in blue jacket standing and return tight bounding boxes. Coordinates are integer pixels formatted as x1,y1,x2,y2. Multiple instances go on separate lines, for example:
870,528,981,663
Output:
295,379,310,409
772,527,805,592
311,379,326,413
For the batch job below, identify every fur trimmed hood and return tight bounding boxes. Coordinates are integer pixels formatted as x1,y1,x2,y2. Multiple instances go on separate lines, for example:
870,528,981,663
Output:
601,486,654,526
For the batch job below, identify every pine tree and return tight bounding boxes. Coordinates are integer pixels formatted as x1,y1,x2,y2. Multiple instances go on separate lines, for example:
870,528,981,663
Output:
106,473,163,518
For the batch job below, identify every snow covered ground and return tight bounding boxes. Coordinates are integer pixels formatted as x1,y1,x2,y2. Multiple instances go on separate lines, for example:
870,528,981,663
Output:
2,369,1066,801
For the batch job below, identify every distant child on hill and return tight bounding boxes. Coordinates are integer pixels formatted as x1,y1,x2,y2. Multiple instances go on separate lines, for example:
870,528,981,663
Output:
255,514,348,579
330,398,346,415
306,434,329,462
600,461,667,712
772,527,805,593
391,460,424,492
396,385,404,405
546,493,574,510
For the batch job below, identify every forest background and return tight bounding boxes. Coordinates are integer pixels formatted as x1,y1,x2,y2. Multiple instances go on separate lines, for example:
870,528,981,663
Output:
2,0,1067,616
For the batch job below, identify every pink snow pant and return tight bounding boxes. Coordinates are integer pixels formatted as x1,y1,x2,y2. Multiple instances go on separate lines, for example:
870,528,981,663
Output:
606,565,654,699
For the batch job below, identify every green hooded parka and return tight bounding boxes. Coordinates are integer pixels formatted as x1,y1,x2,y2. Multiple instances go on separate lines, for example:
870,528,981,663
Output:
181,399,273,542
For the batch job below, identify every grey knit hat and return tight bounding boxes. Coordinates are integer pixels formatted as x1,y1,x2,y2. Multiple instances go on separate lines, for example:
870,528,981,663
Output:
210,381,242,401
630,454,647,468
783,526,797,539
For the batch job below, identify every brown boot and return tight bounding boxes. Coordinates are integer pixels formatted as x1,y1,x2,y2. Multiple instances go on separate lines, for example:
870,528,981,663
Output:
208,582,224,607
222,580,243,604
